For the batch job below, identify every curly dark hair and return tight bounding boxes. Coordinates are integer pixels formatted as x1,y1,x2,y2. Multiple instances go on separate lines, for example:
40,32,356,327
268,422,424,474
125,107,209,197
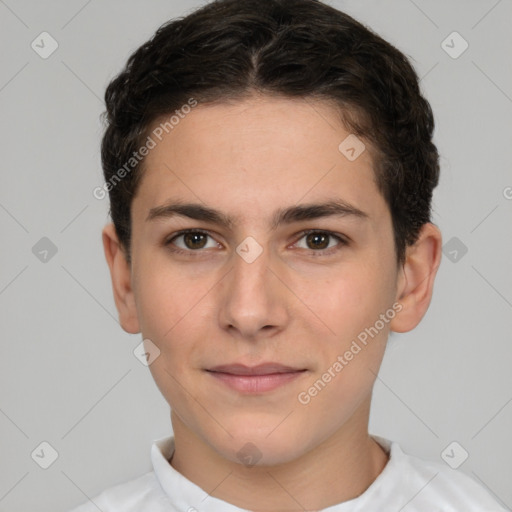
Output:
100,0,439,266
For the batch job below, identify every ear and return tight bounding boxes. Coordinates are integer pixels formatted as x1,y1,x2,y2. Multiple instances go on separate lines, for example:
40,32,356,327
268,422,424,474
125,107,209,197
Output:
102,223,140,334
390,222,442,333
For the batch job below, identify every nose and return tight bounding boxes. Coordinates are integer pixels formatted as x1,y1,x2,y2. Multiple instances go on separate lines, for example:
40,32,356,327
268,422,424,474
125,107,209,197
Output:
217,241,290,341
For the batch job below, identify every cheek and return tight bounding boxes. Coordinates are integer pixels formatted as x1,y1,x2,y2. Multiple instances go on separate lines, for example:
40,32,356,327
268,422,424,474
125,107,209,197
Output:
298,263,394,343
133,264,216,367
133,256,208,339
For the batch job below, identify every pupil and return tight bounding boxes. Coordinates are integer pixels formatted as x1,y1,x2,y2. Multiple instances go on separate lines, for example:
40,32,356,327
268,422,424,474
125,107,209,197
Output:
185,232,207,249
307,233,328,250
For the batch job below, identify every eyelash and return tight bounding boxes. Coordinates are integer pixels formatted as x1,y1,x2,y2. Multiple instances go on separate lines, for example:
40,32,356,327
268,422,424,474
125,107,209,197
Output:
163,228,348,257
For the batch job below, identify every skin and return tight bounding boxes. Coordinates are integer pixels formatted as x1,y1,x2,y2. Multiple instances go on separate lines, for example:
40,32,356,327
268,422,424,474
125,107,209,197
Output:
102,94,442,511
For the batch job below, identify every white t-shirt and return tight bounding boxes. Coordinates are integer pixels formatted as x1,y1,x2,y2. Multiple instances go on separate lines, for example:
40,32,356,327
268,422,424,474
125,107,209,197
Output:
69,435,506,511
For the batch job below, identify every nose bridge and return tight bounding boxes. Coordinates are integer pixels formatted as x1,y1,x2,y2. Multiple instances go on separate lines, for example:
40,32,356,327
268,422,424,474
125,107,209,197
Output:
219,236,288,337
231,237,273,309
233,254,267,294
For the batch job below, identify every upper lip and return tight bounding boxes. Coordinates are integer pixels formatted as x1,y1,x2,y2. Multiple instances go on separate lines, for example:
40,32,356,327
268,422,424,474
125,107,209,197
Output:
207,363,305,376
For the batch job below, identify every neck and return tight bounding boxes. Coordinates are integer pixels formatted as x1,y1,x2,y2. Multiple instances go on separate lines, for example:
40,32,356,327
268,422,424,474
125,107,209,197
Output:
169,399,389,511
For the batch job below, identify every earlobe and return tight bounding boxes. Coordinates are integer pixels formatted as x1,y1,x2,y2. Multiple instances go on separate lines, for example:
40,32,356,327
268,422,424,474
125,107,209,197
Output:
390,223,442,333
102,223,141,334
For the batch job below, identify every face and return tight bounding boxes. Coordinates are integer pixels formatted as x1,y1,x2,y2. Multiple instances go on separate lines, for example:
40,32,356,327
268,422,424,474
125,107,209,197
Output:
107,95,433,466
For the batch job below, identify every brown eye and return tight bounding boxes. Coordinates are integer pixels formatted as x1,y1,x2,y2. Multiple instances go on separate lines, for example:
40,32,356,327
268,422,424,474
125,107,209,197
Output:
182,232,208,250
165,230,218,253
305,232,330,250
295,230,347,254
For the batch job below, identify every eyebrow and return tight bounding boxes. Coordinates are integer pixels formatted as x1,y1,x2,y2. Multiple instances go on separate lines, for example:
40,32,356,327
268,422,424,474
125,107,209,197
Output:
146,198,369,230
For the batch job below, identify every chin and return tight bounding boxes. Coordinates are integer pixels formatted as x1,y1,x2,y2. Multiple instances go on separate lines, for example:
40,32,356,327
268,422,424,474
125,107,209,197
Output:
205,417,315,467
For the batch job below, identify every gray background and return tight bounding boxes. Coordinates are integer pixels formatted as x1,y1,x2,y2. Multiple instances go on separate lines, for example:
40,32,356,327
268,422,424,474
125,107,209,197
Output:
0,0,511,510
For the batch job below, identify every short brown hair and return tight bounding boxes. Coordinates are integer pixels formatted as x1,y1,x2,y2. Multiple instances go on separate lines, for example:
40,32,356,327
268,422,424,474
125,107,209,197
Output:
100,0,440,266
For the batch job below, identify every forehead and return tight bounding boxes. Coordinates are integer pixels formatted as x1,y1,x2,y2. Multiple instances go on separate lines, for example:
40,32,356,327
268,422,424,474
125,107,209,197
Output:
133,95,387,226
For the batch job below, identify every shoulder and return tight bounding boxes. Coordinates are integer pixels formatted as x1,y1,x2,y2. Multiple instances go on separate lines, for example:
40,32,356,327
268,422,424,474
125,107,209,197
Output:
67,470,171,512
374,436,507,511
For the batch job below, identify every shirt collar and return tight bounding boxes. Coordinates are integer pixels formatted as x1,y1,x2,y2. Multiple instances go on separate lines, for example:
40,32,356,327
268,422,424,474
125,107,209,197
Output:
151,434,398,512
151,435,249,512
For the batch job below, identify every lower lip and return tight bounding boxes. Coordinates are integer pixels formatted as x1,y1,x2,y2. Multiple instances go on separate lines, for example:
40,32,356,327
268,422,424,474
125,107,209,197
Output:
207,371,306,393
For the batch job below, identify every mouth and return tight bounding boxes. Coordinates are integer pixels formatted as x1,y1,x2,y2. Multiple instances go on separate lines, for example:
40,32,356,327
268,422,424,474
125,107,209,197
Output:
205,363,308,393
